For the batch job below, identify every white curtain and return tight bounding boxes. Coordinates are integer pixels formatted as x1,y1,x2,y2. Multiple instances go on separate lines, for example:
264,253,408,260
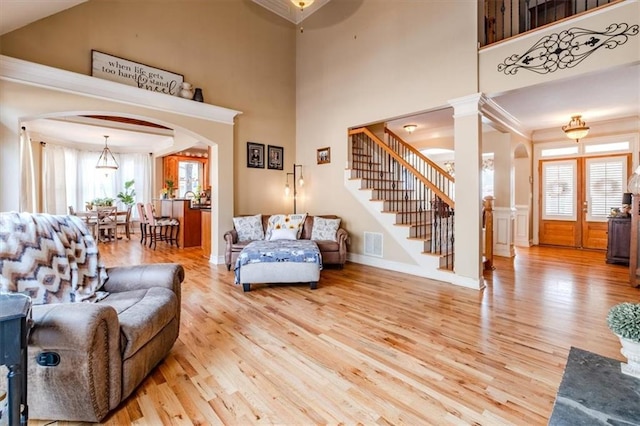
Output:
19,127,37,212
42,144,70,214
42,143,153,217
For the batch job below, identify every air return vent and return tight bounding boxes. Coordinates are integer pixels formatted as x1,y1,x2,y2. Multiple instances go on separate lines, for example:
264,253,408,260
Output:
364,232,383,257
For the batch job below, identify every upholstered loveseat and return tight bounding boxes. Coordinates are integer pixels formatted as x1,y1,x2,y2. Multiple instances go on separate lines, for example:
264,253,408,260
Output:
0,212,184,422
224,214,348,271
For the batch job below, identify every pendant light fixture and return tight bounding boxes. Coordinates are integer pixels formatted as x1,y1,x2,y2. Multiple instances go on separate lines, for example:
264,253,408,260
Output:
291,0,314,11
562,115,590,143
291,0,314,33
96,135,119,170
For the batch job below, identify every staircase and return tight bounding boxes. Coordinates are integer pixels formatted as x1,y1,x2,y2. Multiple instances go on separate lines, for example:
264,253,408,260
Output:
346,127,456,276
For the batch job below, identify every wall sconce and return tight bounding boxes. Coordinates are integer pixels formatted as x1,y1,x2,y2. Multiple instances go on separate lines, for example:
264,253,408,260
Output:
285,164,304,213
403,124,417,134
562,115,589,142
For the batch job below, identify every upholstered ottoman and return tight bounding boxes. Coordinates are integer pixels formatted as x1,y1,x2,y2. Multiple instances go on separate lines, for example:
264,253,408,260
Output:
234,240,322,291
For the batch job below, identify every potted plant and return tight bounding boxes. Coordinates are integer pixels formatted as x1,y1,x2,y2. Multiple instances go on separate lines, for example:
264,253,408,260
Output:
607,302,640,378
117,179,136,207
92,197,114,207
165,179,175,198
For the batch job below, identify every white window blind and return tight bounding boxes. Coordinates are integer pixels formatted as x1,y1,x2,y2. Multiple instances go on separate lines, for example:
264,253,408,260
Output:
586,157,626,221
542,160,576,220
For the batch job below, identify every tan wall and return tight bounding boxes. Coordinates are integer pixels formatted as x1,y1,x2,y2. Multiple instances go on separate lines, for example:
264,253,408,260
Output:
0,0,296,215
295,0,479,262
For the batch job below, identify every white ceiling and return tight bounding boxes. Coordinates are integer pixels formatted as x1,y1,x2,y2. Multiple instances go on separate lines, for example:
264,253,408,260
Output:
0,0,87,35
388,63,640,145
2,0,638,152
26,116,175,154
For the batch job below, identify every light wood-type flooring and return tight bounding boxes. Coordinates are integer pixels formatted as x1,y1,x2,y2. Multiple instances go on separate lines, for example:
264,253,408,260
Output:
30,239,639,425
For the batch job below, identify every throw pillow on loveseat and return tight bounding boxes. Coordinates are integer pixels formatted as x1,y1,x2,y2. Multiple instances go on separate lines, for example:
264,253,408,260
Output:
224,214,348,271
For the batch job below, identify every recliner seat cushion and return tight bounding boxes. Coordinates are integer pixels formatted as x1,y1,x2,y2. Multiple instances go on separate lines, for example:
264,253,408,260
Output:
99,287,178,359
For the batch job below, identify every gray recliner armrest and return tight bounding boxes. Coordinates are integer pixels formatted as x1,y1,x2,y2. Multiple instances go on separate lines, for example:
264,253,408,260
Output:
28,303,122,422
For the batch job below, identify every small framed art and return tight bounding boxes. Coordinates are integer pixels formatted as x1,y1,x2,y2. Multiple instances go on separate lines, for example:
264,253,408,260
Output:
247,142,265,168
317,147,331,165
268,145,284,170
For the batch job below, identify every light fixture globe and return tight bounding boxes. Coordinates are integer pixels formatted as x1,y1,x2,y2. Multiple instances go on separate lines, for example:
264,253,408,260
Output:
562,115,590,142
291,0,314,10
403,124,418,134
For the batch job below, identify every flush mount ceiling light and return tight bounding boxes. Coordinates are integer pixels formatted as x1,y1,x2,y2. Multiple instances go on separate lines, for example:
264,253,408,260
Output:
96,135,119,170
562,115,590,142
403,124,418,134
291,0,314,10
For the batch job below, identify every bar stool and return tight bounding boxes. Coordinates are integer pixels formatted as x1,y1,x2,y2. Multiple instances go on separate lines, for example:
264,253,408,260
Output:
144,203,179,249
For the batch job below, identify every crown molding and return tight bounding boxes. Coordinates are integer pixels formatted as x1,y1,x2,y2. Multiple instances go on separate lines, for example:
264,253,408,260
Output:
0,55,242,125
253,0,331,25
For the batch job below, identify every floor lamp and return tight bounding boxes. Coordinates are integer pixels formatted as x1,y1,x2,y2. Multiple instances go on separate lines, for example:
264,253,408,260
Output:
285,164,304,214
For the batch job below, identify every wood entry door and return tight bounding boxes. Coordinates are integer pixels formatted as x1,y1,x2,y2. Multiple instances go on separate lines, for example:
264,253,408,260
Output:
539,155,630,249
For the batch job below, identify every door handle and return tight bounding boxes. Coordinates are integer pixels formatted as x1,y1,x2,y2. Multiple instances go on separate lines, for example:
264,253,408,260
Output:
583,200,588,213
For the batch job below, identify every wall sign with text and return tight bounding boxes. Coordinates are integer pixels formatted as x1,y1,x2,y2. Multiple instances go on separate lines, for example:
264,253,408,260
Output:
91,50,183,96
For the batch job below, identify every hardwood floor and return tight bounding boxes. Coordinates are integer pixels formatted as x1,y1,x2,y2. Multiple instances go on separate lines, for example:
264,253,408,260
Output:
31,241,638,425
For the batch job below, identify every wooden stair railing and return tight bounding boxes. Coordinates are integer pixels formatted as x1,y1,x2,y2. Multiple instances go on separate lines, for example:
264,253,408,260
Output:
349,126,455,269
483,195,494,271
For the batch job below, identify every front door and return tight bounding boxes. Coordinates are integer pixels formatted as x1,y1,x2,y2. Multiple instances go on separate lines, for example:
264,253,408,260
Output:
539,154,630,249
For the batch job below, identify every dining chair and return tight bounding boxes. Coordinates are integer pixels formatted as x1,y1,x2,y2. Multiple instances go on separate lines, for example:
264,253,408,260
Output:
144,203,179,249
70,205,99,239
116,205,133,240
96,206,118,243
136,202,149,244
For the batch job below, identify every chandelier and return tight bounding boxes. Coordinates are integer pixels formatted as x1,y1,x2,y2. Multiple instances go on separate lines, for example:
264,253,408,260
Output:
96,135,119,170
562,115,590,143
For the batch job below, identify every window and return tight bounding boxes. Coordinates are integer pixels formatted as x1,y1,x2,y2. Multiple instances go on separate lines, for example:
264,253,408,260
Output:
542,160,576,220
586,157,626,221
540,146,579,157
178,160,203,195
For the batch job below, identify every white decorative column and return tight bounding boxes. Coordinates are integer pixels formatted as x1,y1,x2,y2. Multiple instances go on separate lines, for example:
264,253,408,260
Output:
449,93,484,289
493,206,516,257
514,205,531,247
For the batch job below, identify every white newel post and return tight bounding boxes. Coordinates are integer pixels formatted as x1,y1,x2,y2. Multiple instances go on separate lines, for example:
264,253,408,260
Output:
493,206,516,257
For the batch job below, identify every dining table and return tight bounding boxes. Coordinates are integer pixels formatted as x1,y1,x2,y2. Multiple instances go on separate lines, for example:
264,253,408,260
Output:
75,208,129,242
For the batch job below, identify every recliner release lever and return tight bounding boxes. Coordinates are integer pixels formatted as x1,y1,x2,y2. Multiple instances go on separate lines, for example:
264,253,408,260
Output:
36,351,60,366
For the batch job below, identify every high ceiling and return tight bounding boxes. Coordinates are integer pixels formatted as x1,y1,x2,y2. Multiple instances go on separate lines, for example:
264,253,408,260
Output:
1,0,638,153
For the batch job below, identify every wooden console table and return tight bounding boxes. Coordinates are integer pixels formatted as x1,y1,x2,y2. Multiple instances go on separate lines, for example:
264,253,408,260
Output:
0,293,32,426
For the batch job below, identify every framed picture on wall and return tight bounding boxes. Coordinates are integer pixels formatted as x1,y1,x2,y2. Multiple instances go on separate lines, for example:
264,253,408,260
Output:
247,142,265,168
268,145,284,170
317,147,331,165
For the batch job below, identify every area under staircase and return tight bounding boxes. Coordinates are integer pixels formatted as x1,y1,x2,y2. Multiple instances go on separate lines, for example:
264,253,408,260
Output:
346,127,456,276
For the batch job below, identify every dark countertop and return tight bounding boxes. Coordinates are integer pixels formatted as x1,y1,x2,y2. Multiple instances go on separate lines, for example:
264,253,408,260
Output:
549,346,640,425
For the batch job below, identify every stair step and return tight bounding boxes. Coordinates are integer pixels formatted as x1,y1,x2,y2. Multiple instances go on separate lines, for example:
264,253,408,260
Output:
361,179,404,190
383,199,425,211
350,169,394,179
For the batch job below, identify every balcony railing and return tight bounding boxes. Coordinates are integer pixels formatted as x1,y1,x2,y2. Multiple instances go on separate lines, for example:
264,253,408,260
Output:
481,0,619,46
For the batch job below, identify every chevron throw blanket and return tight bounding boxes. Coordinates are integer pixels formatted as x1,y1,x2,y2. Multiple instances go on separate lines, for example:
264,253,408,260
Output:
0,212,108,304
